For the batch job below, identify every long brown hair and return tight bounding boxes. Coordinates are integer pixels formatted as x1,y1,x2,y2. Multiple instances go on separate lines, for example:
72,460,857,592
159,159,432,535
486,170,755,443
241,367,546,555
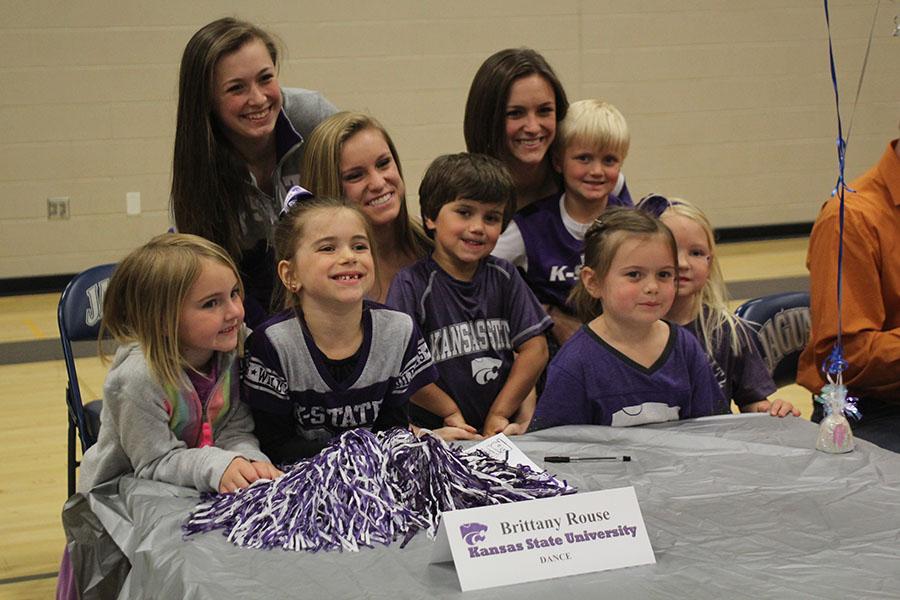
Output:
464,48,569,161
299,111,431,258
170,17,281,260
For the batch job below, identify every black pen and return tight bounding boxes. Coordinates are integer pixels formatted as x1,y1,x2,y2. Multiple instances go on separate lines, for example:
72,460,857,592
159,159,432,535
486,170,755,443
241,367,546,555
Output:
544,455,631,463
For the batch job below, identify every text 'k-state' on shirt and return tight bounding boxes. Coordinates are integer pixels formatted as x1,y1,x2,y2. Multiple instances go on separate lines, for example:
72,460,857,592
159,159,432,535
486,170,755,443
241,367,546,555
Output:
492,192,632,310
242,301,437,461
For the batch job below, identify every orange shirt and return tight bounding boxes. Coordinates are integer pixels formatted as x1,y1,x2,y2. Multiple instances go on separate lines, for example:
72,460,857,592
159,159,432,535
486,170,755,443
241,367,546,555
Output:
797,140,900,401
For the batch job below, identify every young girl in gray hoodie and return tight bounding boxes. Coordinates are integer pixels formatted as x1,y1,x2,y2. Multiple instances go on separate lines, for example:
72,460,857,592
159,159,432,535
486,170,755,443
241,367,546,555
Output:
78,233,281,493
60,234,281,599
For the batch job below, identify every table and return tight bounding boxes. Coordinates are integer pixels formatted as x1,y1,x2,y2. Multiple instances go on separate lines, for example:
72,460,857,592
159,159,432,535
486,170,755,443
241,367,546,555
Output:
64,415,900,599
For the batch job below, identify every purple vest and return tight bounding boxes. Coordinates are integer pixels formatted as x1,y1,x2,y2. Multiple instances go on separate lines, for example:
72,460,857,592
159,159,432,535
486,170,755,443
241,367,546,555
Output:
515,193,631,310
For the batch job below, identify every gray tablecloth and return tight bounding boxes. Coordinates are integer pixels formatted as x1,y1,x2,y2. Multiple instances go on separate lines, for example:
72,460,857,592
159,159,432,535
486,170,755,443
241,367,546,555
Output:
64,414,900,599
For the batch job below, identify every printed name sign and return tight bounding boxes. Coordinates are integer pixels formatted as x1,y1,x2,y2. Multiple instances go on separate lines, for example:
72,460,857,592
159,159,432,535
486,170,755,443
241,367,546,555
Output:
431,487,655,591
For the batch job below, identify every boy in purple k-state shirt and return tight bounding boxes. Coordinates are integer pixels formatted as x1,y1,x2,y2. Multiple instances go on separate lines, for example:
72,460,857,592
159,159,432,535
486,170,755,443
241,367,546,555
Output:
387,153,551,437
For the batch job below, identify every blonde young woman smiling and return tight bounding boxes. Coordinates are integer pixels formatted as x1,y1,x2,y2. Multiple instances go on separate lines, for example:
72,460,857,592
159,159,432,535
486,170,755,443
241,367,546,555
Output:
301,112,431,303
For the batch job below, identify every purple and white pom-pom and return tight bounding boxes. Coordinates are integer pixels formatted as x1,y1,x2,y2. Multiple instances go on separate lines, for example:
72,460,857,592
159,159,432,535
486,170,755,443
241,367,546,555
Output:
183,428,573,552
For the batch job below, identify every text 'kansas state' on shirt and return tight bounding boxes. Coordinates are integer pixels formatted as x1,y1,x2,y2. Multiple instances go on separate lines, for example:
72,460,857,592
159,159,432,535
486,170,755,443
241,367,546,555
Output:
428,319,512,363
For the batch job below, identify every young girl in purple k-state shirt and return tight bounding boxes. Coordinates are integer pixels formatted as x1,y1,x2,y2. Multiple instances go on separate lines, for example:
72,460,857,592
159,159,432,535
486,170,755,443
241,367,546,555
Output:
530,208,722,430
638,194,799,418
242,191,437,463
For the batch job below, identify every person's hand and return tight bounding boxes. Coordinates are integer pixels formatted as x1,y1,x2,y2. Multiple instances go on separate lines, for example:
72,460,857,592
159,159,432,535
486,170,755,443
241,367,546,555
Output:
431,426,483,441
250,460,283,481
218,457,259,493
483,413,510,436
765,398,800,417
744,398,800,418
502,422,527,436
444,410,477,434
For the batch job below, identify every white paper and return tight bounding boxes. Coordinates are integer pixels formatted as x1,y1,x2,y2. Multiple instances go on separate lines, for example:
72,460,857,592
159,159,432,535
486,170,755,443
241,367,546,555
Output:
437,487,655,591
465,433,542,472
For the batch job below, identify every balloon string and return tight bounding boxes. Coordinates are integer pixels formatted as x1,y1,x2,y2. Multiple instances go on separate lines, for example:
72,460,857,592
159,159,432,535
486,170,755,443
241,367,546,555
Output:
844,0,879,144
822,0,855,384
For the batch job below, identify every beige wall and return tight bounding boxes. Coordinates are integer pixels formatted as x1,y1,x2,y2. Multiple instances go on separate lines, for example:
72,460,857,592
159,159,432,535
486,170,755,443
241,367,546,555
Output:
2,1,898,278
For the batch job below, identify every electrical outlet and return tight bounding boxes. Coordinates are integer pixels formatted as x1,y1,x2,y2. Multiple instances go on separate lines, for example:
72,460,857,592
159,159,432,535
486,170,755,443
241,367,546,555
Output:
48,197,70,220
126,192,141,216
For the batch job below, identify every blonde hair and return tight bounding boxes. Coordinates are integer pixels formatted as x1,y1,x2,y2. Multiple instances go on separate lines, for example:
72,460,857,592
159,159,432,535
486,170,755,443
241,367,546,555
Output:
659,198,749,357
556,99,630,160
272,196,378,309
299,111,431,258
569,207,677,322
101,233,244,389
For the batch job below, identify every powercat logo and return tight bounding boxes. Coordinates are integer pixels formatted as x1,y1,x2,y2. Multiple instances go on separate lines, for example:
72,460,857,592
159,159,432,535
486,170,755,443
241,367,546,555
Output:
471,357,502,385
460,522,488,545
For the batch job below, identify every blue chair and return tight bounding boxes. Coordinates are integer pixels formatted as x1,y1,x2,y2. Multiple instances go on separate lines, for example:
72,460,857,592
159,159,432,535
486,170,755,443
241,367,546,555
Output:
734,291,811,388
58,263,116,497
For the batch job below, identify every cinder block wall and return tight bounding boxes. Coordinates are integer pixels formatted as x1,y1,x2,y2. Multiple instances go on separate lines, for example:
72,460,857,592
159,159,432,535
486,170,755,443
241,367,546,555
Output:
2,1,898,278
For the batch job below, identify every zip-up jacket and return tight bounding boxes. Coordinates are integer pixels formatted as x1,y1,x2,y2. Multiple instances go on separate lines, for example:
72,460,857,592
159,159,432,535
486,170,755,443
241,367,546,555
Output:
78,343,268,494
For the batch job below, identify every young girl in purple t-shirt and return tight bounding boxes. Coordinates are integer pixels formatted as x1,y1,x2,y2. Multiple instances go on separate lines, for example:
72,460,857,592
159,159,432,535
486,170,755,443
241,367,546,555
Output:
530,208,722,429
637,194,799,418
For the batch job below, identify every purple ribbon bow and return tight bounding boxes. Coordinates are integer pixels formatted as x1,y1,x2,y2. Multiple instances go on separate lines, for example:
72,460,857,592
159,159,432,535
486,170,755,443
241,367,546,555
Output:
636,193,681,218
279,185,315,218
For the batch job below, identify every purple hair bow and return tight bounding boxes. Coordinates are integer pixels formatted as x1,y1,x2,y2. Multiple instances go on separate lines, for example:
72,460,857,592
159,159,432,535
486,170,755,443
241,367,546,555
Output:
636,193,681,218
279,186,315,218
